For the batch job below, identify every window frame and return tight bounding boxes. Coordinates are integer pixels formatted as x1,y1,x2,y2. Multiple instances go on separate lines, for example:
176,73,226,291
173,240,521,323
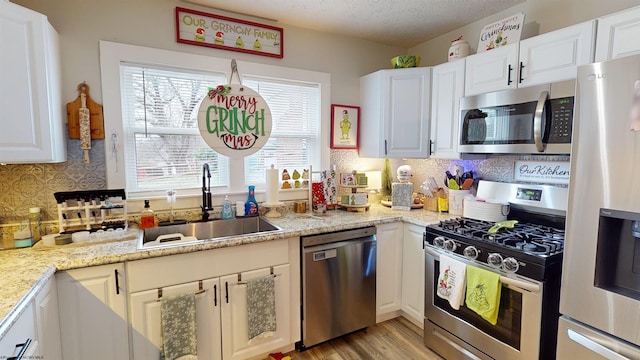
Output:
100,41,330,204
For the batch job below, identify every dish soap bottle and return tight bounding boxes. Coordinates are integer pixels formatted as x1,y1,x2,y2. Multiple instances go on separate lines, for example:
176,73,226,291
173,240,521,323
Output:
140,200,156,229
245,185,259,216
221,195,234,220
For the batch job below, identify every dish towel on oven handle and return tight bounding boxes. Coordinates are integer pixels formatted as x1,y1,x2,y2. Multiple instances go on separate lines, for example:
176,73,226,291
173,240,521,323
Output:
436,253,467,310
465,265,502,325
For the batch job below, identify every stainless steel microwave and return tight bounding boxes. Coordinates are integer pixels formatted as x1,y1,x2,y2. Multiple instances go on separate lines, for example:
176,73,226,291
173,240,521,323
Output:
459,80,575,154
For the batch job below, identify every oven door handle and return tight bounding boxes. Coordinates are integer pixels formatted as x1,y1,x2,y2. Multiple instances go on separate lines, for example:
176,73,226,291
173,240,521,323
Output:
533,90,549,153
425,247,540,294
567,329,631,360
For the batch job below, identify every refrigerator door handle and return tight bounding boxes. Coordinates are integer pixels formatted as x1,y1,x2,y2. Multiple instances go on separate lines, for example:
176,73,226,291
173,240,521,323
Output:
533,91,549,152
567,329,631,360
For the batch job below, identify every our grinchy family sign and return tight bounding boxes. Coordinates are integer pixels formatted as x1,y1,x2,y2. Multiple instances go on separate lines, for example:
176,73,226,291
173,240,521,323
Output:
198,83,272,158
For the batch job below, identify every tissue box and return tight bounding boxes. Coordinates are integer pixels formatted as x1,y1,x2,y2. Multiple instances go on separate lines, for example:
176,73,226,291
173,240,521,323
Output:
340,193,368,206
391,183,413,210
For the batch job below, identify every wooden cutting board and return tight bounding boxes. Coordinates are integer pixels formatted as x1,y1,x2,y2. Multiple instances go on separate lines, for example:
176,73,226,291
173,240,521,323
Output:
66,82,105,139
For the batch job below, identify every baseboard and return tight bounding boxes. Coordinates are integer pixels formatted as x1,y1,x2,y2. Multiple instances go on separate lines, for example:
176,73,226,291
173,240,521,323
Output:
376,310,401,323
400,310,424,329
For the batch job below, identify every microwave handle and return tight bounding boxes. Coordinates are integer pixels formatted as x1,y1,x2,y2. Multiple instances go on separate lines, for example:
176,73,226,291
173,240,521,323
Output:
533,91,549,152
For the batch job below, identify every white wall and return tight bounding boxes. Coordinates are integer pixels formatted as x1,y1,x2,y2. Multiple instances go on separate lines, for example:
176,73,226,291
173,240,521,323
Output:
12,0,406,108
410,0,640,66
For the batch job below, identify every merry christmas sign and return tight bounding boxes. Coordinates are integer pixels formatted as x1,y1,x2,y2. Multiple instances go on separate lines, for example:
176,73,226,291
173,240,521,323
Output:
198,84,272,158
477,12,525,53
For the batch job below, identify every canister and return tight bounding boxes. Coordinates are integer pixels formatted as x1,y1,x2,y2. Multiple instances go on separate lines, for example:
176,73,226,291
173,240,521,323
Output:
448,37,471,62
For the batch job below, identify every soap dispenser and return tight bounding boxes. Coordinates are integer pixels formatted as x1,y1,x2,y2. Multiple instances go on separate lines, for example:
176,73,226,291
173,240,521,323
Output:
221,195,234,220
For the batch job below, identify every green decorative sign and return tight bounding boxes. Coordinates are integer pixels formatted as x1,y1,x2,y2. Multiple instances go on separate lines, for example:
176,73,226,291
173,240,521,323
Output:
198,84,272,158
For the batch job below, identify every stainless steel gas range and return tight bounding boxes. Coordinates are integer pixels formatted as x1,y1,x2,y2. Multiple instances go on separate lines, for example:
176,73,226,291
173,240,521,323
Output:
423,180,568,360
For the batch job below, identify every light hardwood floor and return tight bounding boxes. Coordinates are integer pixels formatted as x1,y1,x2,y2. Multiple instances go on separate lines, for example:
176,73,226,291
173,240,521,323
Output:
284,317,443,360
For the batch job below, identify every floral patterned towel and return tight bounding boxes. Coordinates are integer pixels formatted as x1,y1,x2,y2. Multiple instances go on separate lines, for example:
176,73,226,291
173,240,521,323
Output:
247,275,277,340
437,253,466,310
161,292,197,360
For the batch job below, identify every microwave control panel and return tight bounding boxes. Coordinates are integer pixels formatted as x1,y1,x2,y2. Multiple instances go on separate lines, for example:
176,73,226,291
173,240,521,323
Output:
547,96,574,143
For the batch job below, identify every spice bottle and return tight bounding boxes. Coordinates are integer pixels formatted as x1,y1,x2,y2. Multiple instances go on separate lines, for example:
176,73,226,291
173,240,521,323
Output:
140,200,156,229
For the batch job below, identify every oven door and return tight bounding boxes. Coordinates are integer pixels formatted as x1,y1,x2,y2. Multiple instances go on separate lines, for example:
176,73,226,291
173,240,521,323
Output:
424,247,543,360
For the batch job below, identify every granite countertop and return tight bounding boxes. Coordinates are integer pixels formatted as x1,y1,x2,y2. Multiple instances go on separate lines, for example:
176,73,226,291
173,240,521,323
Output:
0,205,452,338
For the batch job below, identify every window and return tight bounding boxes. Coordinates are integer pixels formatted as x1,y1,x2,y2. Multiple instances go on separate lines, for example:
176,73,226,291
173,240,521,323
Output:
101,41,330,199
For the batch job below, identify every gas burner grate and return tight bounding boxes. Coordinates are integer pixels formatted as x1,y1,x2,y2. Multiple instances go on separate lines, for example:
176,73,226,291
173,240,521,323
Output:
433,217,565,256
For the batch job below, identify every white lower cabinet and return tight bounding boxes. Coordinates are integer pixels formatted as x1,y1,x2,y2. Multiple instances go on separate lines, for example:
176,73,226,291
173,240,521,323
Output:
401,224,426,327
34,275,62,360
221,265,291,360
130,279,222,360
57,263,130,360
127,238,296,360
375,222,403,320
0,302,37,359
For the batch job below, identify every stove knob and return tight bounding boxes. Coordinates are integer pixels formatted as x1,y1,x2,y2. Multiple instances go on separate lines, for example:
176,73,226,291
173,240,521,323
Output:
487,253,504,268
444,239,457,252
463,246,479,260
434,237,446,248
503,257,519,272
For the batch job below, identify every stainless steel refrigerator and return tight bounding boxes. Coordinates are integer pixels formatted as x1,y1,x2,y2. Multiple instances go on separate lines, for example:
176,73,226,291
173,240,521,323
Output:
558,54,640,358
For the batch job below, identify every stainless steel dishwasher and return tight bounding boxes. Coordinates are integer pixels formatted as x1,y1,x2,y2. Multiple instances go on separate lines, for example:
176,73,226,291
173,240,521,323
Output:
300,226,376,349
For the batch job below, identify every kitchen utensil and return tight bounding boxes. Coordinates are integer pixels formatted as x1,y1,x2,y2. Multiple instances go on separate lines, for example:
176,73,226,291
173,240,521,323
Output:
448,178,460,190
429,177,439,193
79,93,91,163
488,220,518,234
66,82,105,140
461,178,474,190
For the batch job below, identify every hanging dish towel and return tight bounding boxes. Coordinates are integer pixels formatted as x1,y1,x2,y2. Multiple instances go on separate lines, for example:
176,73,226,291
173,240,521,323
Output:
436,254,467,310
465,265,502,325
161,293,198,360
247,275,277,341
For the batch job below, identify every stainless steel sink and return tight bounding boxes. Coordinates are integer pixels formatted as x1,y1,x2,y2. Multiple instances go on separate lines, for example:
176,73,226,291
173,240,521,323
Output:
138,217,282,249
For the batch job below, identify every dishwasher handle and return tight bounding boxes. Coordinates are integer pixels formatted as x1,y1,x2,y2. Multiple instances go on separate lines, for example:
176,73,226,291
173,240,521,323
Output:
303,235,376,253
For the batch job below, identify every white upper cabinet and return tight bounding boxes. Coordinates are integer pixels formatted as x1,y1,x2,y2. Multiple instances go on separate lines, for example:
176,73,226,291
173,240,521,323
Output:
596,6,640,61
430,59,465,159
360,68,431,158
464,43,519,96
519,21,596,86
0,1,65,163
465,20,595,96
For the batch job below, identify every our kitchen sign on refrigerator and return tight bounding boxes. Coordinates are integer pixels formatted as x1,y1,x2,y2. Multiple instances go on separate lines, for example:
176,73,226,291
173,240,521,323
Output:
197,63,272,157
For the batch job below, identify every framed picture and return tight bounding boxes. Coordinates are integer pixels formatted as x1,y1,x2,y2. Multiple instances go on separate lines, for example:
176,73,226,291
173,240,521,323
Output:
175,7,284,58
330,104,359,149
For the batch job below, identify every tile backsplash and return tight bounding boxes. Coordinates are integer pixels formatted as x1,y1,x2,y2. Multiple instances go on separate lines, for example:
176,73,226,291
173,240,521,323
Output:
0,139,106,223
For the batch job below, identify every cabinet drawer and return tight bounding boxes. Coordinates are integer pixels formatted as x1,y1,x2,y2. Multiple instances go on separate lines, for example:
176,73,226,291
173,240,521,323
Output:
128,238,290,292
0,302,36,359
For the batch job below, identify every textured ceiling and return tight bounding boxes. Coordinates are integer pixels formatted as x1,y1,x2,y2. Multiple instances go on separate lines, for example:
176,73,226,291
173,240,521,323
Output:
182,0,525,48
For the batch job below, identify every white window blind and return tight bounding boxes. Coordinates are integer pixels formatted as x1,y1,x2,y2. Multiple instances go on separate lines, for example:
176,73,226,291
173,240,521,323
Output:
119,63,321,193
120,65,229,192
243,77,321,185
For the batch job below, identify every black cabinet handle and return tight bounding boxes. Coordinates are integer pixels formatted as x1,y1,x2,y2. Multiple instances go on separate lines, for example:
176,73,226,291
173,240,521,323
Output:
8,338,31,360
114,269,120,295
213,284,217,306
225,281,229,303
519,61,525,83
384,140,388,155
429,140,434,155
423,232,426,250
507,64,513,85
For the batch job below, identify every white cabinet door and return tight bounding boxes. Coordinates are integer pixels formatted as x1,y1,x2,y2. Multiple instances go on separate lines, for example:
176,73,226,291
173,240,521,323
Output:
57,264,129,360
0,1,65,163
0,302,36,358
596,6,640,61
359,68,431,158
221,265,291,360
430,60,465,159
519,21,595,87
34,276,62,360
385,69,431,158
129,279,222,360
464,43,518,96
401,224,426,327
375,222,403,319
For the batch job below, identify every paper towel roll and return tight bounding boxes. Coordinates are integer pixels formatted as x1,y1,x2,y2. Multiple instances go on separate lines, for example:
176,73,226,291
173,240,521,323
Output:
265,165,279,205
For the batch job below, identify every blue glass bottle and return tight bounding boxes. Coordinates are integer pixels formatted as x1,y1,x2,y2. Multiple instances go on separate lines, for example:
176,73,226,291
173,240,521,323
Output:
245,185,259,216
